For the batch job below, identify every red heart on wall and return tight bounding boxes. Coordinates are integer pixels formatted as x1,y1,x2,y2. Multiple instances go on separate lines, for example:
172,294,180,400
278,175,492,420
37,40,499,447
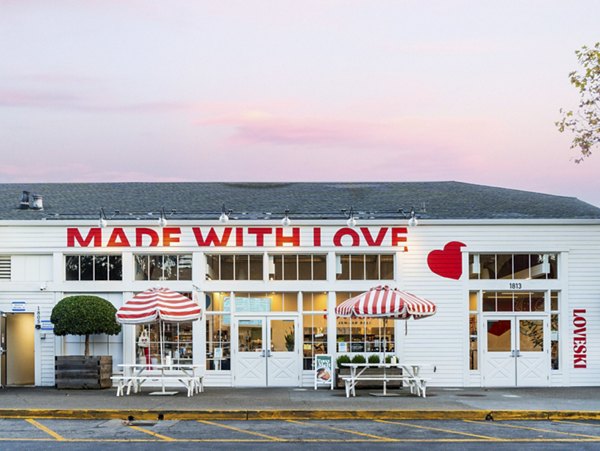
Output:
427,241,466,280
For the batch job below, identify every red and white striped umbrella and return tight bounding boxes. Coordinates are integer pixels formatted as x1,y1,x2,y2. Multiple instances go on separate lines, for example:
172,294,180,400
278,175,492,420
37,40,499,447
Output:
116,287,202,324
335,285,436,320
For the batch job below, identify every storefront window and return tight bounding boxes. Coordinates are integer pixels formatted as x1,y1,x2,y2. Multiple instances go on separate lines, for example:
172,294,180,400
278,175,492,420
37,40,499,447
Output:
335,292,394,355
135,321,193,366
551,291,559,370
302,293,328,370
482,291,546,312
469,253,558,280
205,254,262,280
205,314,231,371
336,254,394,280
232,292,298,313
269,254,327,280
469,292,478,370
65,254,122,281
134,254,192,280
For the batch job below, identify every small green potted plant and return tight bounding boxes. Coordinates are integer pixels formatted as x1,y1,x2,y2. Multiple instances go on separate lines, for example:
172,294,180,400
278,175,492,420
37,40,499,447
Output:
284,328,295,351
51,295,121,389
368,354,380,364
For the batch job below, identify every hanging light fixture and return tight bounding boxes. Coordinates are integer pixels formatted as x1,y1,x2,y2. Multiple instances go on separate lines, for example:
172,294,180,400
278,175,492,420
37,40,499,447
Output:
408,208,418,227
158,207,168,228
98,208,108,228
345,207,357,228
219,204,231,223
281,209,291,226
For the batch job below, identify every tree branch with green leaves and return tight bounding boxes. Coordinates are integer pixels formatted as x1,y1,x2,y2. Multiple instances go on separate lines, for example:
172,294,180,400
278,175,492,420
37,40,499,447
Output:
556,42,600,162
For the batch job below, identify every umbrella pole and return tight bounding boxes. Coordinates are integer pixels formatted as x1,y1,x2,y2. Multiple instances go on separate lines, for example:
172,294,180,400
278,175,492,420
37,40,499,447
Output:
382,318,387,364
160,320,164,365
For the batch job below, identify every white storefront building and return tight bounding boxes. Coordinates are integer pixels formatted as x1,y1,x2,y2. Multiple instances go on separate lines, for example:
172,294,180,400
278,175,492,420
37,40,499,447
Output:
0,182,599,389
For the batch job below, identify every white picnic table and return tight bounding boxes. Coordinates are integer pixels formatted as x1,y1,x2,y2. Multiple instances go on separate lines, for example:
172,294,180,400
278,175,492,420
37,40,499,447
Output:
112,363,204,397
341,362,432,398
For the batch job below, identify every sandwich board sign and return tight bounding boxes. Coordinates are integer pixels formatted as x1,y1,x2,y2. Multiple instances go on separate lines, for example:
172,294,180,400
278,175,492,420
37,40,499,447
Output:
314,354,334,390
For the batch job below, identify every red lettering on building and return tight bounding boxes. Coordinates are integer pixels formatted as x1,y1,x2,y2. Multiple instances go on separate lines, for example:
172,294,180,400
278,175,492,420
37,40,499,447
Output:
390,227,408,250
333,228,360,247
276,228,300,246
248,227,272,246
192,227,232,247
136,228,159,247
236,228,244,246
163,227,181,247
313,227,321,246
573,309,587,369
107,228,131,247
67,228,101,247
360,227,388,246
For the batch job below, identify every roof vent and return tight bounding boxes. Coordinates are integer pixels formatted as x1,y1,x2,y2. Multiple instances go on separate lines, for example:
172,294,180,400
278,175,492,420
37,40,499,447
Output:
30,194,43,210
19,191,30,209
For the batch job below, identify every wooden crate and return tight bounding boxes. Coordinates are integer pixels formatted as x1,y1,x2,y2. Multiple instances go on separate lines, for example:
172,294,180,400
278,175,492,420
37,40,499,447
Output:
55,356,112,389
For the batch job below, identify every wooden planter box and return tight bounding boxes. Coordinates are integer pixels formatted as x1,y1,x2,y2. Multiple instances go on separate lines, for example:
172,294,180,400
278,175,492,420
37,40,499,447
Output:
336,366,404,389
55,356,112,389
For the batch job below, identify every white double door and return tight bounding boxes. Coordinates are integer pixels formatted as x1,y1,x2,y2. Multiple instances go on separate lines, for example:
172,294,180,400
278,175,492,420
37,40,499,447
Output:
483,315,549,387
233,316,299,387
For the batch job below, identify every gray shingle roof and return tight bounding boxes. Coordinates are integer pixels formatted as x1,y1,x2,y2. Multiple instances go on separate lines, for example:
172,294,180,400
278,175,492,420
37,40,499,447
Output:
0,182,599,221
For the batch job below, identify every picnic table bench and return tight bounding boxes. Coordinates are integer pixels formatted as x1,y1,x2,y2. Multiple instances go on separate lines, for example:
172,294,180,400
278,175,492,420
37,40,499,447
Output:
113,364,204,397
341,363,432,398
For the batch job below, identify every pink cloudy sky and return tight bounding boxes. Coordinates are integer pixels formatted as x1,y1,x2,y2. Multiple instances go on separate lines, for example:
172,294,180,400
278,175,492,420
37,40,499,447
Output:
2,1,600,206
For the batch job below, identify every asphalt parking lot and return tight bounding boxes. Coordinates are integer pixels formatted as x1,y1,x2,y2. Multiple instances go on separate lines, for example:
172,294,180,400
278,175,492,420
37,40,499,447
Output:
2,418,600,450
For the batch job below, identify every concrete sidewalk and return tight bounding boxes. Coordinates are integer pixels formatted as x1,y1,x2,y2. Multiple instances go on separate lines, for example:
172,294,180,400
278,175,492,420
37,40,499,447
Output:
1,386,599,420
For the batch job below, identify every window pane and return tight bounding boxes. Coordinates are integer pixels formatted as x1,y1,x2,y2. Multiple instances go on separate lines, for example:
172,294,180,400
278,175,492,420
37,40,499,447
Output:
350,255,365,280
206,255,219,280
487,320,512,351
178,254,192,280
496,292,513,312
297,254,312,280
206,292,229,312
519,319,544,352
238,320,263,352
531,254,547,279
531,292,545,311
235,255,249,280
206,314,231,370
337,255,350,280
480,254,496,279
135,255,149,280
249,255,263,280
271,319,295,352
551,313,559,370
283,255,297,280
94,255,108,280
282,293,297,312
547,254,558,279
496,254,513,279
303,314,328,370
80,255,93,280
469,292,478,311
221,255,234,280
65,256,79,280
482,292,496,311
109,256,122,280
272,255,283,280
149,255,162,280
513,254,530,279
469,254,479,279
364,255,378,279
551,291,559,311
469,314,478,370
380,255,394,279
162,255,178,280
312,255,327,280
514,292,530,312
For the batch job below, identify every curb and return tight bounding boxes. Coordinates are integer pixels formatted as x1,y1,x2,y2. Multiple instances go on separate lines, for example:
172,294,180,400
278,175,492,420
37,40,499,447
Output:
1,409,600,421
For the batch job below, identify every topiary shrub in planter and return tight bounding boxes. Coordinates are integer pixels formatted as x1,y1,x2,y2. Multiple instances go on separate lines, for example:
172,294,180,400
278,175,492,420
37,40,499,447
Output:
351,354,366,364
368,354,380,364
51,295,121,389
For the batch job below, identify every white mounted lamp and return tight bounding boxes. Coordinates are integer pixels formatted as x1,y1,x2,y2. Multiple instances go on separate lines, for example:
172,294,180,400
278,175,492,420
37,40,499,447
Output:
219,204,231,223
281,209,291,227
158,207,168,228
408,209,418,227
98,208,108,228
345,207,357,228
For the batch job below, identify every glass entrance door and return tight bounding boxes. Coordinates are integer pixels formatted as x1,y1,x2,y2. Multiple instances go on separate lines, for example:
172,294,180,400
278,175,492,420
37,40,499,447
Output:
234,316,299,387
483,316,548,387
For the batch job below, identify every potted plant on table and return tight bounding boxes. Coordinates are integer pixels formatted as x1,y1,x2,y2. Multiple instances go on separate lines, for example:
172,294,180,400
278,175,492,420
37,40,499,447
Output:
51,295,121,389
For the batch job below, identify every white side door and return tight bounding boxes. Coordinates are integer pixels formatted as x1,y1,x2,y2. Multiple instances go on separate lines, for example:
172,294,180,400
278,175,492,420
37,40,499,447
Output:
516,317,549,387
234,317,267,387
267,318,299,387
483,317,516,387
